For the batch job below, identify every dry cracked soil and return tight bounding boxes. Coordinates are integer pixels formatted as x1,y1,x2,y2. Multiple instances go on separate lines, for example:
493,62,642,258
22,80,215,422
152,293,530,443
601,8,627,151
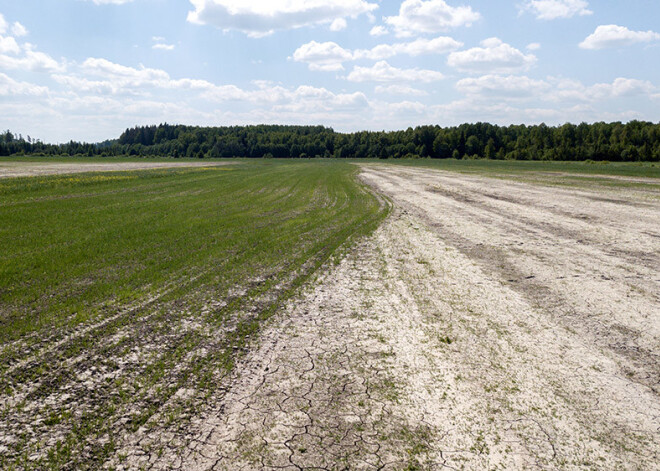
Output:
5,163,660,470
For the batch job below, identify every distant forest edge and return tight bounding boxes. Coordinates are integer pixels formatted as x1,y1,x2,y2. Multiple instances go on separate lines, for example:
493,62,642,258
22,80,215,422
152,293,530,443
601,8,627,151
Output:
2,121,660,161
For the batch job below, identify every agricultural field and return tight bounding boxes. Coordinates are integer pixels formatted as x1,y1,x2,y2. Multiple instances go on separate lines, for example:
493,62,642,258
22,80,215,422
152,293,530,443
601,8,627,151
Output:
0,160,386,469
1,158,659,470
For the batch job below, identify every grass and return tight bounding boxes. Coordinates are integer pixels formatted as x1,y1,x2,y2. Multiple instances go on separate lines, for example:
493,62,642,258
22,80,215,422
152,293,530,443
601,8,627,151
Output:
0,159,387,469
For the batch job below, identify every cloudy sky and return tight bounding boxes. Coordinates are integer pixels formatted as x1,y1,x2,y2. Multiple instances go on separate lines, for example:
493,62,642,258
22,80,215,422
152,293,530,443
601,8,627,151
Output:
1,0,659,143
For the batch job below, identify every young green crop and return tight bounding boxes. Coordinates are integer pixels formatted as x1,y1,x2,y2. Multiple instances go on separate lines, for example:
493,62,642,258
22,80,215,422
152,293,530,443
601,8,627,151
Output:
0,159,387,469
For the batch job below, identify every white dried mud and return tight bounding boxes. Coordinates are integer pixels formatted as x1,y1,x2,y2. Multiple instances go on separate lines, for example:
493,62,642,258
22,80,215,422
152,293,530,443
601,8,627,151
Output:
0,161,232,178
107,165,659,470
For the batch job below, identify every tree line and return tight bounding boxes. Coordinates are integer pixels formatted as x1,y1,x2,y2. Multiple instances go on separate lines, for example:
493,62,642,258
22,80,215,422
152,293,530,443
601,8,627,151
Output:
2,121,660,161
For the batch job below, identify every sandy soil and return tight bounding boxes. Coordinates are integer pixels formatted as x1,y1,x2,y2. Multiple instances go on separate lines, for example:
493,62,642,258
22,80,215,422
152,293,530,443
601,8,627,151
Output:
0,161,232,178
103,165,659,470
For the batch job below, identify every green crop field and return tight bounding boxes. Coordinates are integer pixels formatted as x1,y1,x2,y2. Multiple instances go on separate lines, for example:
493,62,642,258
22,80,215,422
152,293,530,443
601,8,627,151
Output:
0,160,387,469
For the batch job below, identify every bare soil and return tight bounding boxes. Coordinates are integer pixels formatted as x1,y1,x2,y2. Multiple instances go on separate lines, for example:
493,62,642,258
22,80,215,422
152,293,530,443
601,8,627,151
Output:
0,161,232,178
101,164,659,470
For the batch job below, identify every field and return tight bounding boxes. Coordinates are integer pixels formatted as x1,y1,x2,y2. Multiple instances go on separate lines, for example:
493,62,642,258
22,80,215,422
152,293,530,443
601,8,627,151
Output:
1,158,659,470
0,160,386,469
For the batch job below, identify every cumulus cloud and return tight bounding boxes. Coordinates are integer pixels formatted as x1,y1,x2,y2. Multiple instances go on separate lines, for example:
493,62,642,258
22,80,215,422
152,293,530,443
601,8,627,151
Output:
455,74,657,105
347,60,444,82
293,36,461,70
354,36,462,60
447,38,536,73
62,59,242,99
369,25,388,36
526,42,541,50
292,41,353,71
329,18,347,31
52,57,371,120
0,72,48,96
374,84,428,96
187,0,378,37
0,43,63,72
0,35,21,55
456,74,551,97
587,77,656,99
272,85,369,113
11,22,28,37
384,0,480,37
579,25,660,50
520,0,592,20
82,58,170,83
86,0,136,4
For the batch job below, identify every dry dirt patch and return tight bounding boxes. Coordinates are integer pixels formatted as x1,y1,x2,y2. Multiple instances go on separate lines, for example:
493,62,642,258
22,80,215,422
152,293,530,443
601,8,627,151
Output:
106,165,659,470
0,161,233,178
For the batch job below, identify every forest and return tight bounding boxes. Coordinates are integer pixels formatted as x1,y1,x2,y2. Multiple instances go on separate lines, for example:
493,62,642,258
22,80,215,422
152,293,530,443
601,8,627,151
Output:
2,121,660,161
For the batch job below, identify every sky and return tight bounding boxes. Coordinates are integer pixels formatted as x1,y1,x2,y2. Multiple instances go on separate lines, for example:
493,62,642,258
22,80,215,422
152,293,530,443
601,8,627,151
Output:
0,0,659,143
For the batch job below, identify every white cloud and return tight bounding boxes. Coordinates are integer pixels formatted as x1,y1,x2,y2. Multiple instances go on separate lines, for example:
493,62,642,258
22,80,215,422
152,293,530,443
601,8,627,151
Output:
329,18,347,31
526,42,541,51
456,74,551,97
272,85,369,113
354,36,462,60
87,0,135,4
374,84,428,96
292,41,353,71
549,77,658,103
82,57,170,82
153,43,175,51
387,100,427,114
0,72,48,96
455,74,657,105
187,0,378,37
384,0,480,38
56,57,369,115
152,36,166,42
294,36,461,71
588,77,656,99
520,0,592,20
0,35,20,55
579,25,660,50
35,55,375,142
0,44,63,72
447,38,536,73
11,22,28,37
369,25,388,36
347,60,444,82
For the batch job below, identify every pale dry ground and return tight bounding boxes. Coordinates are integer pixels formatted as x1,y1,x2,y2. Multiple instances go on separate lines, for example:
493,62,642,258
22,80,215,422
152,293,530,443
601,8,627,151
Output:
106,165,660,470
0,160,232,178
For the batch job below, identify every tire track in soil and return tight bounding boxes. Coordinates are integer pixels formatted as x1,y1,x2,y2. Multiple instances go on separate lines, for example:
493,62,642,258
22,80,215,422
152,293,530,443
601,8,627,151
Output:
359,165,660,394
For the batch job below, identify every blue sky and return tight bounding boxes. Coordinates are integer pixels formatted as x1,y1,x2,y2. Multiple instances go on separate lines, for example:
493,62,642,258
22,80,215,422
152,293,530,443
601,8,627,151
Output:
1,0,659,143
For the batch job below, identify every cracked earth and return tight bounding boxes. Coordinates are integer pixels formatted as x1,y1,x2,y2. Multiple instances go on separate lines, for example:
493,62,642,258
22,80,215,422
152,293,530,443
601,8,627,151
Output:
101,165,659,470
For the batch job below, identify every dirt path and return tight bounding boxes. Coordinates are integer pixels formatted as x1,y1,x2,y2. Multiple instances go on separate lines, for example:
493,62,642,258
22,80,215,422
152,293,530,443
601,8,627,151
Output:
0,161,232,178
107,165,660,470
